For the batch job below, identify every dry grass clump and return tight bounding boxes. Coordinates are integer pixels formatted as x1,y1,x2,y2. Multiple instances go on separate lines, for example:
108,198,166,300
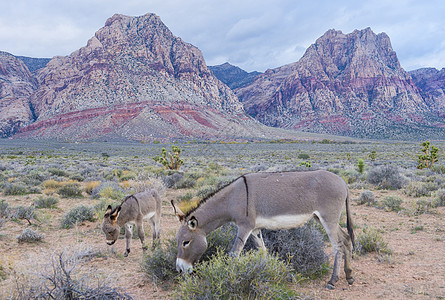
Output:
17,228,44,243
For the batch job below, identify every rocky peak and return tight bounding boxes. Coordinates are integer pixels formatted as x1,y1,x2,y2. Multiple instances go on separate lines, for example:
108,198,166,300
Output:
236,28,435,139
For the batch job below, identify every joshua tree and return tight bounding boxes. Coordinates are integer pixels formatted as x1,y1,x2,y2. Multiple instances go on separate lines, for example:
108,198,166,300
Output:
417,141,439,169
153,145,183,170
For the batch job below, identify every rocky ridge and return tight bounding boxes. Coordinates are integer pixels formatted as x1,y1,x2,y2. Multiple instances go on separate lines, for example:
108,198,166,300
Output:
235,28,445,139
7,13,273,141
209,62,261,89
0,51,38,137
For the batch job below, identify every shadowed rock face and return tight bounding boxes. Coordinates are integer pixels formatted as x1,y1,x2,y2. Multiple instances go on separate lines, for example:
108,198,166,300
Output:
236,28,442,138
410,68,445,117
0,51,38,137
16,13,253,140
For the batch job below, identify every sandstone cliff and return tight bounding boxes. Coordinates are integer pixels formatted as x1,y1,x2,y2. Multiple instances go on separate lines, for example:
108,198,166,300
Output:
18,13,255,141
236,28,443,138
0,51,37,137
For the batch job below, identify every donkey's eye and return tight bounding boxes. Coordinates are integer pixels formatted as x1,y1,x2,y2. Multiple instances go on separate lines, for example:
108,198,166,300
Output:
183,241,190,247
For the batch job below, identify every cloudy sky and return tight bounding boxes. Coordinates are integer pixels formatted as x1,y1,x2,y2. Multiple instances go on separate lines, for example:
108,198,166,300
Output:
1,0,445,72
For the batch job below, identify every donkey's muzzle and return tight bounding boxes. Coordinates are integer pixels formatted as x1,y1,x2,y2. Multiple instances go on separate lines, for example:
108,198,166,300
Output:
176,258,193,273
106,240,116,245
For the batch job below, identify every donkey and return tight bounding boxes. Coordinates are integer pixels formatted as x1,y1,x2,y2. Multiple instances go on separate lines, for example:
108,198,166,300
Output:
102,189,161,257
171,170,355,289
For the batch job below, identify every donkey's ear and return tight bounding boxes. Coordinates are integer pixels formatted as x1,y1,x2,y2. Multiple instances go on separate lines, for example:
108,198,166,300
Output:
188,216,198,230
110,206,121,221
171,200,185,222
105,205,113,216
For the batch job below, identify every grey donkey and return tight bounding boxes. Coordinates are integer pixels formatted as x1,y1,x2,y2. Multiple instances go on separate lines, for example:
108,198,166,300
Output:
102,189,161,256
172,170,355,289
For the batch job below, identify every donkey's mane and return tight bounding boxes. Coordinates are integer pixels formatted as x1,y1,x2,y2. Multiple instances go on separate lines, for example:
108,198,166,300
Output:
184,175,244,219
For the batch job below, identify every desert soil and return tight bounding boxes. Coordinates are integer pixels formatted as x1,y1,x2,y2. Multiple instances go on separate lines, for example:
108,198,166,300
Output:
0,188,444,299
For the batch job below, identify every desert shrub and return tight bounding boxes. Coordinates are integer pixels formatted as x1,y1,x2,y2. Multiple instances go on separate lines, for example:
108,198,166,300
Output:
10,249,132,299
404,181,438,197
251,163,268,172
298,153,310,160
42,179,64,189
84,181,100,195
48,167,69,177
357,158,365,174
70,174,85,182
141,238,178,285
0,200,11,219
201,223,237,261
173,176,197,189
57,183,83,198
367,165,407,190
61,205,95,229
410,198,435,216
3,183,28,195
358,190,375,206
176,250,295,300
119,170,137,182
382,196,403,212
91,182,124,200
261,224,328,278
431,164,445,174
34,196,59,208
162,173,183,188
341,169,361,184
432,189,445,207
12,206,36,224
355,227,392,255
17,228,44,243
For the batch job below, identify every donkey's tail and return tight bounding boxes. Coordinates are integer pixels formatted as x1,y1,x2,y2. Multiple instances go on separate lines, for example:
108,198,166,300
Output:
346,190,355,251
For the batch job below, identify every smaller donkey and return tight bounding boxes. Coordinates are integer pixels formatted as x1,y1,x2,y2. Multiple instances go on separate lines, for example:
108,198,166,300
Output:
102,189,161,257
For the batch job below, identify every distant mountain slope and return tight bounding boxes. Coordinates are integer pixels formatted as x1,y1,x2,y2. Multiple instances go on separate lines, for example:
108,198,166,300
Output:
16,56,51,74
14,13,272,141
209,62,261,89
236,28,445,139
0,51,37,137
410,68,445,117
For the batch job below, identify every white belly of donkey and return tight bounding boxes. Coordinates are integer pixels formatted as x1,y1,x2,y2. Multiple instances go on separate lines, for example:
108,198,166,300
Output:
255,213,314,230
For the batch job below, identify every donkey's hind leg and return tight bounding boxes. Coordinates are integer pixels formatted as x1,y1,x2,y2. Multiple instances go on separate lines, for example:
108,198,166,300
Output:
338,225,354,285
148,216,161,248
251,229,267,252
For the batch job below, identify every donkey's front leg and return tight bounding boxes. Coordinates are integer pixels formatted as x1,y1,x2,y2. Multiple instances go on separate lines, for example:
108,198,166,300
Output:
136,220,148,252
230,226,253,256
124,223,133,257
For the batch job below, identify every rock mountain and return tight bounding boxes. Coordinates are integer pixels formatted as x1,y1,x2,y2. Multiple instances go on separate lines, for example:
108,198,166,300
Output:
2,13,275,141
235,28,445,139
1,17,444,140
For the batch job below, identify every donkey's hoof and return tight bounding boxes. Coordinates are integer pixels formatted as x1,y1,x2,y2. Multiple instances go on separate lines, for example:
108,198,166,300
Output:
347,277,355,285
142,246,148,251
326,283,335,290
124,250,130,257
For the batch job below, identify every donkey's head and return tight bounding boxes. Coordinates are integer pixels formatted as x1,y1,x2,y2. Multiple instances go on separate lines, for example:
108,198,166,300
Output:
171,200,207,273
102,205,121,246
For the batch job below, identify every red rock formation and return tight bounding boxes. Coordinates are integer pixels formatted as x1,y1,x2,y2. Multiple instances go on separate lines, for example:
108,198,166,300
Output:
236,28,438,137
410,68,445,117
23,13,247,140
0,51,37,137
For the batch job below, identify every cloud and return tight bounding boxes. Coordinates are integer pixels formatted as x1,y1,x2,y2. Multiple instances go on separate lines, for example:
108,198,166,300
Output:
1,0,445,71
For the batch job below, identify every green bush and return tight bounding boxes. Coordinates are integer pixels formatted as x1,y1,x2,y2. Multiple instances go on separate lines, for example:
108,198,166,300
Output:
404,181,438,197
3,183,28,195
297,153,310,160
357,159,365,174
34,196,59,208
48,167,70,177
17,228,44,243
141,238,178,285
367,165,406,190
0,200,11,219
355,227,392,255
176,250,296,300
382,196,403,212
412,198,434,215
432,189,445,207
61,206,95,229
358,190,375,206
57,183,83,198
92,182,124,200
261,224,328,278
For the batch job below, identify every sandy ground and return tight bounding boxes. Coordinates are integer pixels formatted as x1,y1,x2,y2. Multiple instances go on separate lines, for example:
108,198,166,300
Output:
0,189,444,299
